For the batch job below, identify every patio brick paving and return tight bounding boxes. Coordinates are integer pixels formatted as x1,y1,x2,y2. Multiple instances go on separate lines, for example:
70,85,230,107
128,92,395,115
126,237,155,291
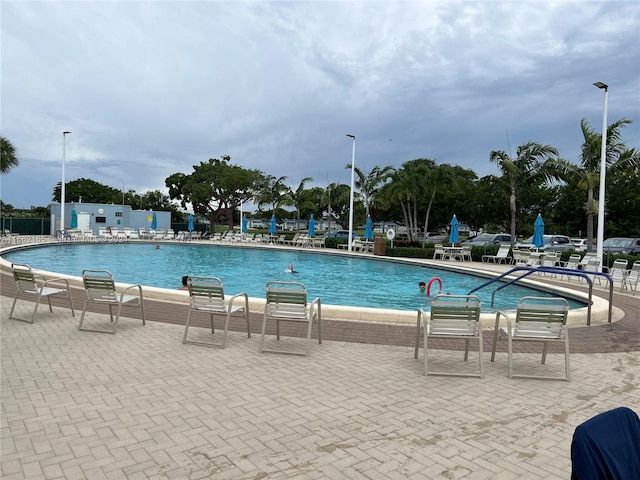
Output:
1,265,639,479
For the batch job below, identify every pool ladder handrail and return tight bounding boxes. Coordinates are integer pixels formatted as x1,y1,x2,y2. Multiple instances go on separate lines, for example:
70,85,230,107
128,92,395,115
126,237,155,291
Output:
467,265,613,326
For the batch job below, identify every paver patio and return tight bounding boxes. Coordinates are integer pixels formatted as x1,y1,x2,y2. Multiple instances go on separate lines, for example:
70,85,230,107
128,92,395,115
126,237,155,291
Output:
1,264,639,479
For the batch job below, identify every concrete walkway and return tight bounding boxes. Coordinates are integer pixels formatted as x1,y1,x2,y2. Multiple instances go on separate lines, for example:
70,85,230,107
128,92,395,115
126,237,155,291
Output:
2,264,639,479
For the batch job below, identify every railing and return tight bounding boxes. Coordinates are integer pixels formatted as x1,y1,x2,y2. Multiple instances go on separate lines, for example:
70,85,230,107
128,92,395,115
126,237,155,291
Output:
467,265,613,326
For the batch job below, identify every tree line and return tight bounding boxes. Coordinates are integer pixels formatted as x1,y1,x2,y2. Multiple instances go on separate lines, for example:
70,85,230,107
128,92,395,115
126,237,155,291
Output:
1,116,638,249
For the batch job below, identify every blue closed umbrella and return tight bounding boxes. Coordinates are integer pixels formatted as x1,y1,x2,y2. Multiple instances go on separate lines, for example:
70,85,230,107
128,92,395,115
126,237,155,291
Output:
241,215,248,233
364,215,373,240
150,212,157,230
308,215,315,237
70,209,78,229
269,215,276,235
533,214,545,248
449,215,459,244
188,214,194,232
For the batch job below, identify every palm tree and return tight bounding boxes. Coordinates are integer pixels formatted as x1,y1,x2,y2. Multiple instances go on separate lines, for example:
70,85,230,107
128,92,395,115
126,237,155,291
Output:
254,175,289,215
0,136,19,174
345,164,394,217
489,142,561,245
285,177,313,229
548,118,639,251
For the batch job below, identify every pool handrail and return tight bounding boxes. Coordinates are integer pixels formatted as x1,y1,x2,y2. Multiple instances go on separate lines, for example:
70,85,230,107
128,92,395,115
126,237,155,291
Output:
467,265,613,326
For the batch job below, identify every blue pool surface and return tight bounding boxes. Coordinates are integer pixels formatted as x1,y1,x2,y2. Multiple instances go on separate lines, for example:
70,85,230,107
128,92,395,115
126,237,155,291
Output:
2,243,583,312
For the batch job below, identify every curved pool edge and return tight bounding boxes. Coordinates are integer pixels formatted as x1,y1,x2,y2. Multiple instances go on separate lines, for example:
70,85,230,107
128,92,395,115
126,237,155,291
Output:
0,242,616,328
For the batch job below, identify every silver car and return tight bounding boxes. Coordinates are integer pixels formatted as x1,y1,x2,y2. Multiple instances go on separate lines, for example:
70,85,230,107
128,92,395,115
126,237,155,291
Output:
515,234,575,252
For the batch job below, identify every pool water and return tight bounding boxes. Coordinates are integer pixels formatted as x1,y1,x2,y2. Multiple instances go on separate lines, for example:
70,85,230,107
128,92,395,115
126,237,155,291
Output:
2,243,582,312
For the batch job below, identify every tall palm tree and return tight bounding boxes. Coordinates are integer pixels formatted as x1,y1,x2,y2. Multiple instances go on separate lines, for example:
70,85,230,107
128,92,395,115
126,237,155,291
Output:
345,164,394,217
285,177,313,229
254,175,289,215
548,118,639,250
0,136,19,173
489,142,561,245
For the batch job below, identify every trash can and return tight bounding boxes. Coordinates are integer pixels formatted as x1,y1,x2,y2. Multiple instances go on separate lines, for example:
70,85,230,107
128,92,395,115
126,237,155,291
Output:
373,237,387,256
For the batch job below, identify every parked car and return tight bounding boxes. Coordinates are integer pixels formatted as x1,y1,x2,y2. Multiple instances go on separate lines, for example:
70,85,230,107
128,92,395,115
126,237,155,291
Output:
462,233,512,247
602,237,640,255
325,229,357,239
515,234,575,252
571,238,588,252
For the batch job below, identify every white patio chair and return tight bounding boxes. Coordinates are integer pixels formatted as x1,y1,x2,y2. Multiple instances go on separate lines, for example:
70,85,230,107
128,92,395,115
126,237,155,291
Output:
259,281,321,357
623,260,640,295
415,294,483,378
78,269,145,334
491,296,570,381
9,263,75,323
608,259,628,291
182,276,250,348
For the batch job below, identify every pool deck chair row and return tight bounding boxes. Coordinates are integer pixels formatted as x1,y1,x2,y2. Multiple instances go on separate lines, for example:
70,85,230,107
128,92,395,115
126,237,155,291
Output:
260,281,322,357
182,276,250,348
78,269,145,334
491,296,570,381
9,263,75,323
415,294,483,378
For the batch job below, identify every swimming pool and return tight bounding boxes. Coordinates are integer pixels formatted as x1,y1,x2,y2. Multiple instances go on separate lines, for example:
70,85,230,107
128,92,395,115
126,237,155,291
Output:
1,243,583,312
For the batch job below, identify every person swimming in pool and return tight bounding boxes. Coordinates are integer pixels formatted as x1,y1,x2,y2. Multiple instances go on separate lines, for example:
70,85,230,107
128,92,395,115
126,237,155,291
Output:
418,281,427,294
179,275,189,290
285,264,299,274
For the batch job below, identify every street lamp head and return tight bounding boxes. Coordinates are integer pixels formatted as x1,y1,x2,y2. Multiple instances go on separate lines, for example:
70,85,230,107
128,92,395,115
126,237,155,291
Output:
593,81,608,90
346,134,355,139
63,131,71,135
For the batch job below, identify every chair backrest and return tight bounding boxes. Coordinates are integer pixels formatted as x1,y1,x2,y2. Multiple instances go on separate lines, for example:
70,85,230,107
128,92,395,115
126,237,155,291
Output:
12,263,37,293
611,259,628,271
265,281,308,319
566,254,581,268
82,269,117,301
583,257,601,273
495,245,510,257
429,294,481,335
188,276,225,309
515,296,569,337
580,252,597,267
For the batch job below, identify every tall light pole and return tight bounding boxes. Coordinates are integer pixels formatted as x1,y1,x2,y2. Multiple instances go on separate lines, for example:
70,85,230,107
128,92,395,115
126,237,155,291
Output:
594,81,608,269
346,134,356,252
61,131,71,232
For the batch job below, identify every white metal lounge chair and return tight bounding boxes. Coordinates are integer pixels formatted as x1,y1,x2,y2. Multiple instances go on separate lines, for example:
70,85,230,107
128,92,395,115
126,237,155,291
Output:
78,269,145,334
259,281,322,357
182,276,250,348
415,294,483,378
560,254,582,281
491,296,570,381
432,244,445,260
9,263,75,323
482,244,510,264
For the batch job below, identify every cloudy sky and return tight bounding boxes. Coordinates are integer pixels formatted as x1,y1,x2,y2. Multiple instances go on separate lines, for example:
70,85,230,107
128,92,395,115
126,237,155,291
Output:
2,1,639,210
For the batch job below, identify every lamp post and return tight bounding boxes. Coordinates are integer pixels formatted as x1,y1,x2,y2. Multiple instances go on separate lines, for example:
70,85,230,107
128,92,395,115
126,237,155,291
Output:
593,81,608,270
346,134,356,252
61,131,71,232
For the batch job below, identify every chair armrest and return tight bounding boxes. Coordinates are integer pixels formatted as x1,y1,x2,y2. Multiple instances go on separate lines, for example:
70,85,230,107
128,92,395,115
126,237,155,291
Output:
490,310,511,362
121,284,143,299
42,277,71,290
227,291,249,312
309,297,321,321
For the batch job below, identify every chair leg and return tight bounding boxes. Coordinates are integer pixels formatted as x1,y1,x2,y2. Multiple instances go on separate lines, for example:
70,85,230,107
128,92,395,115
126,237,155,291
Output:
210,313,215,334
222,311,231,349
478,329,484,379
305,318,313,357
565,329,571,382
414,315,421,360
463,338,470,361
541,343,548,364
78,300,89,330
259,313,268,353
183,309,193,343
316,315,322,345
423,326,429,376
507,332,513,379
